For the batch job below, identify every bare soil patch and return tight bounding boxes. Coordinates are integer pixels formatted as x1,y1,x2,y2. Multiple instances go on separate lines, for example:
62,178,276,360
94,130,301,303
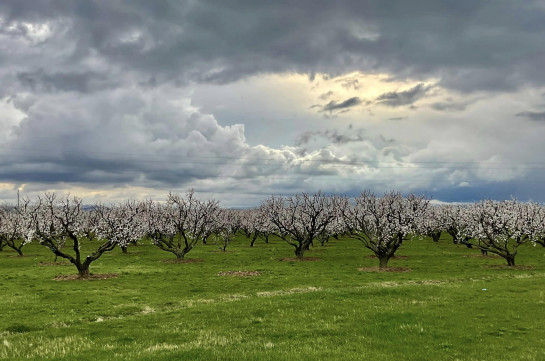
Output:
482,265,534,270
358,267,412,272
54,273,119,281
280,257,322,262
39,261,71,266
161,259,204,264
366,255,408,260
218,271,261,277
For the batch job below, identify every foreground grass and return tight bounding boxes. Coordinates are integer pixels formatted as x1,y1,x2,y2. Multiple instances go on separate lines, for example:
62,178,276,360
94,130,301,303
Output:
1,235,545,360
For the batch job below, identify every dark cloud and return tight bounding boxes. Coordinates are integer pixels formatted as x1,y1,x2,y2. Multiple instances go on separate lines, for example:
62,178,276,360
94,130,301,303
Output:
516,110,545,121
430,101,469,112
318,91,334,100
1,1,544,93
17,70,113,93
295,128,366,146
1,1,545,205
322,97,362,112
375,84,432,107
335,76,360,90
417,174,545,203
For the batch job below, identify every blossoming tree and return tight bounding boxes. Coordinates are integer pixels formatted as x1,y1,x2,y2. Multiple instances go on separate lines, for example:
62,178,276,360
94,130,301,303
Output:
27,193,125,277
260,192,347,260
342,191,429,268
145,191,220,260
463,200,539,266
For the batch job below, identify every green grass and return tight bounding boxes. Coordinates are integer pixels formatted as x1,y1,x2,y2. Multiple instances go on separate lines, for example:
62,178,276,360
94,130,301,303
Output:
1,234,545,360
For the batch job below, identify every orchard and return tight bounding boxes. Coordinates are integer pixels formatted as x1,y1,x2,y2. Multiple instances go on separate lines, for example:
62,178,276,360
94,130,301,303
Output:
2,191,545,361
2,190,545,275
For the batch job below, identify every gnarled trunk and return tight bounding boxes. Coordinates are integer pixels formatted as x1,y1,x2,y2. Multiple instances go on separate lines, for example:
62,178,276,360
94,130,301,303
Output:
303,241,312,251
294,246,305,260
8,244,24,256
174,246,192,260
378,255,390,268
75,263,91,278
250,233,259,247
460,237,473,248
448,230,459,244
504,255,516,266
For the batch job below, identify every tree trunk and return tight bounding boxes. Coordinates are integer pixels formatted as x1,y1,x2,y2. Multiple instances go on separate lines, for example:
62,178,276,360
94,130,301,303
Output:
175,252,184,260
505,255,516,266
250,233,258,247
121,245,128,254
13,246,24,256
449,231,458,244
202,236,207,245
263,234,269,244
303,240,313,251
77,264,90,278
431,231,441,243
378,256,390,268
461,237,473,248
480,249,488,256
319,235,329,246
294,246,305,260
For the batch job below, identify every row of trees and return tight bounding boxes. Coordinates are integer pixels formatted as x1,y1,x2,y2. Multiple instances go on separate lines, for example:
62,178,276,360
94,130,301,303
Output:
1,191,545,277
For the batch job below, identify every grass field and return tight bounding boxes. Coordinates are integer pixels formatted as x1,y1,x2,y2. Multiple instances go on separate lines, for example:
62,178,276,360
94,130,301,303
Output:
1,234,545,361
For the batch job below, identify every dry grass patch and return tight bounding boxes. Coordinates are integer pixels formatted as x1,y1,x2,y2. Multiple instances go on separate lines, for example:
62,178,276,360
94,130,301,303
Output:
358,267,412,272
218,270,261,277
256,286,321,297
0,335,95,359
54,273,119,281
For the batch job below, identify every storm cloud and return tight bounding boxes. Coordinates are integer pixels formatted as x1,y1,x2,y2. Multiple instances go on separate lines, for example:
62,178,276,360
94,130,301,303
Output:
322,97,363,112
1,1,545,92
516,111,545,122
375,84,432,107
1,1,545,206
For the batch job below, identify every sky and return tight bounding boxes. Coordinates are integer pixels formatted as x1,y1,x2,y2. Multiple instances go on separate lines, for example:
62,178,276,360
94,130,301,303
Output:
1,0,545,207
